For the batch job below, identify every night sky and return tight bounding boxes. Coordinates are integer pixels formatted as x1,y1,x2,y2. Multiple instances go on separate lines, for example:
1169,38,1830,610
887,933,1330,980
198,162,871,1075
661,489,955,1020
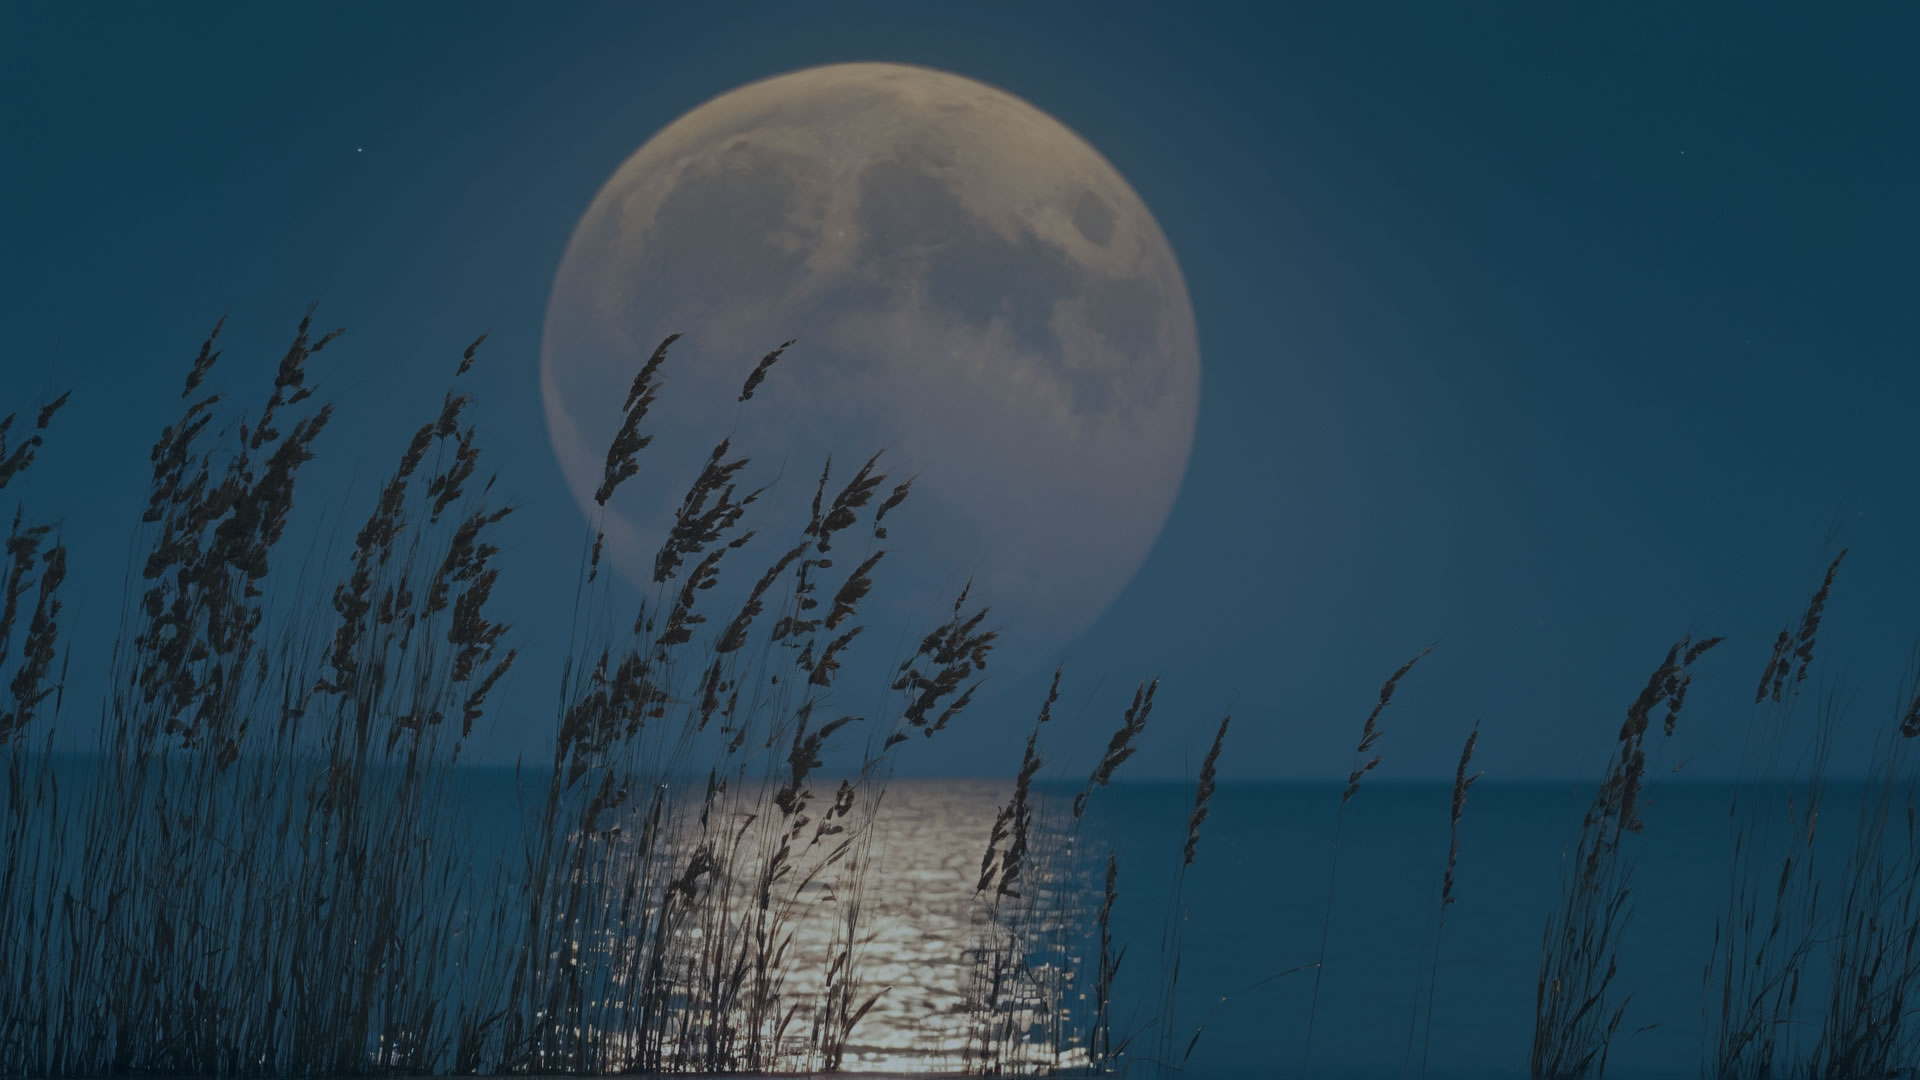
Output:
4,3,1916,781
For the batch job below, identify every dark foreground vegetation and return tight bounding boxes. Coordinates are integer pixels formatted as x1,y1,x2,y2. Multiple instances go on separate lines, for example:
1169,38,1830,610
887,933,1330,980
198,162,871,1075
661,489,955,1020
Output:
1,312,1918,1078
0,314,1243,1077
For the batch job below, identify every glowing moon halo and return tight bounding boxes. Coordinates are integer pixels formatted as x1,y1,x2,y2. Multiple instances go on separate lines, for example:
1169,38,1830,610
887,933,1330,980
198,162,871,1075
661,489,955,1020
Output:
540,62,1200,675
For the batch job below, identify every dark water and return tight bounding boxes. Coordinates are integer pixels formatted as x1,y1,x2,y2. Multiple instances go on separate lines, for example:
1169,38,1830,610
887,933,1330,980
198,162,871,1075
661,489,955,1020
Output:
836,778,1903,1079
12,765,1909,1078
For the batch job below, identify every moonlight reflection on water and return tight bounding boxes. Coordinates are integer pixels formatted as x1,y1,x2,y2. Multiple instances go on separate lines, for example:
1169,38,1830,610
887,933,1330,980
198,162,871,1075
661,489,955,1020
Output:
792,780,1010,1072
572,778,1088,1074
756,778,1090,1074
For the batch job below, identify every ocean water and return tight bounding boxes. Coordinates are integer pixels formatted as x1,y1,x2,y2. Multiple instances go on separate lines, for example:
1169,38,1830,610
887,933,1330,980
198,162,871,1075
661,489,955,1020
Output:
8,765,1911,1079
781,778,1908,1079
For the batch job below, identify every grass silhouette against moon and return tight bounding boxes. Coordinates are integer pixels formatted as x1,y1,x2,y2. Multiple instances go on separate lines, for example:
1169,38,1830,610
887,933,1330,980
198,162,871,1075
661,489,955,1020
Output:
4,317,1920,1079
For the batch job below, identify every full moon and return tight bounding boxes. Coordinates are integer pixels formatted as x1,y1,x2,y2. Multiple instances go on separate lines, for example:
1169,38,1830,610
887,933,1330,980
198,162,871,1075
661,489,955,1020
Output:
541,62,1200,678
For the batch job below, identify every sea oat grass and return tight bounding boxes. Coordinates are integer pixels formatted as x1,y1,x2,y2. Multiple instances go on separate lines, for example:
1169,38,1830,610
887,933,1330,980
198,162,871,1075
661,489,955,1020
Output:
0,318,1015,1077
1531,633,1720,1079
1304,644,1436,1068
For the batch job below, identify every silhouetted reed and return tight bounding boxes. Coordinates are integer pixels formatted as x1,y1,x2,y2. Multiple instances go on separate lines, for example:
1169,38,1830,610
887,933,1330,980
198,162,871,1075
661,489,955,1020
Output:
1303,644,1436,1067
1531,633,1721,1079
1149,714,1232,1078
1696,549,1920,1079
1417,721,1481,1079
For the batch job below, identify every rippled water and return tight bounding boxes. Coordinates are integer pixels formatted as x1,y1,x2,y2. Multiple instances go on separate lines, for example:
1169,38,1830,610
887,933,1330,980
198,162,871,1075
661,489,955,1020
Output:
794,779,1010,1072
701,778,1911,1079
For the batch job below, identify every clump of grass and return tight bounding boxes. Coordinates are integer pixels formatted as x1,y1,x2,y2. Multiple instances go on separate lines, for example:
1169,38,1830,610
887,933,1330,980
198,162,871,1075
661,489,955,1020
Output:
0,387,73,1077
1531,632,1721,1079
1698,549,1920,1079
1801,721,1920,1078
1702,555,1846,1079
2,312,446,1073
0,315,1012,1078
492,331,999,1074
20,312,1920,1080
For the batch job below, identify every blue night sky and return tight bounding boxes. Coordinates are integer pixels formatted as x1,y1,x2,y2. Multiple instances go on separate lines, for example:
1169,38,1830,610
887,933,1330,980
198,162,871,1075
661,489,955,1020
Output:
3,3,1916,780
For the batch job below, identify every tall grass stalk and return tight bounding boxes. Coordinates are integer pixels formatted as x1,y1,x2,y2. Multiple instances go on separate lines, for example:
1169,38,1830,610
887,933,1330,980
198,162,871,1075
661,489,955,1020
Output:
1148,714,1229,1078
1415,720,1481,1080
1301,644,1434,1069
